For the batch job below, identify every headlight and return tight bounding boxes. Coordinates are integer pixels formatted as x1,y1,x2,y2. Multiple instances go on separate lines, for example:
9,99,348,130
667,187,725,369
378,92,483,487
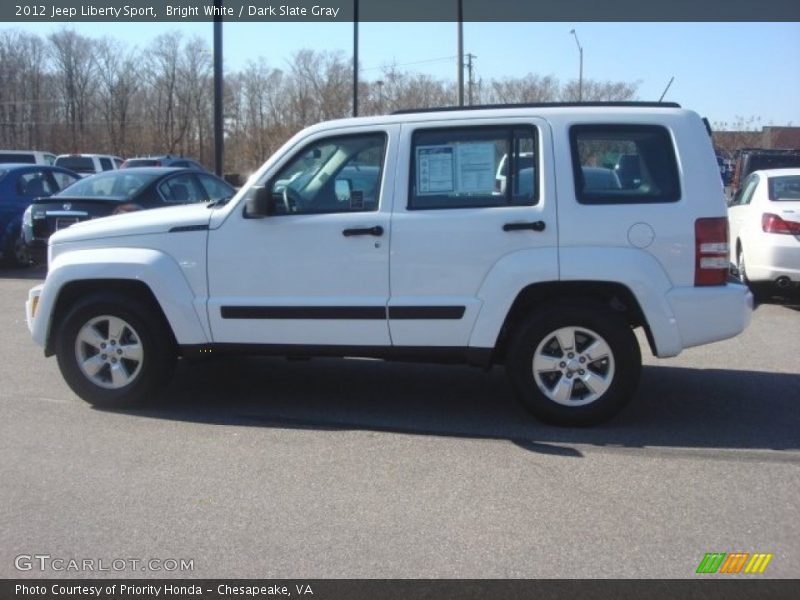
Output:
22,204,33,228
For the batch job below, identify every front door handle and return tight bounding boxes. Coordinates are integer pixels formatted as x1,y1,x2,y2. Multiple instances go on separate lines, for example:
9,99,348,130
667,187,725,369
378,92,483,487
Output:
343,225,384,237
503,221,545,232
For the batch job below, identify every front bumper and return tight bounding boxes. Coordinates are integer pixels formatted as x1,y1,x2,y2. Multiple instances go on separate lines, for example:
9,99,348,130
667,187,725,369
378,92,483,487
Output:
26,284,44,343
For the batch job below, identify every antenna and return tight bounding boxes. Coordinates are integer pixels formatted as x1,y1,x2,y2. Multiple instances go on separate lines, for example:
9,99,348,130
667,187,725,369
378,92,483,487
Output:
659,76,675,102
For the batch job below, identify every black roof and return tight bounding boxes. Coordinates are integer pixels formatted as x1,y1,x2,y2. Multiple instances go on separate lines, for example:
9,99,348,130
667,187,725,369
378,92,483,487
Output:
392,101,682,115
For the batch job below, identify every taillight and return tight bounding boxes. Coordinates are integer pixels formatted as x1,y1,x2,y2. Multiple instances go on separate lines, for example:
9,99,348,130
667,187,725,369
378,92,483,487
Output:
695,217,729,286
762,213,800,235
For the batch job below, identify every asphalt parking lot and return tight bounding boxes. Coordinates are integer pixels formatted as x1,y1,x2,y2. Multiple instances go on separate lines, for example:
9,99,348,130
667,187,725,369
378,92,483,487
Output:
1,267,798,579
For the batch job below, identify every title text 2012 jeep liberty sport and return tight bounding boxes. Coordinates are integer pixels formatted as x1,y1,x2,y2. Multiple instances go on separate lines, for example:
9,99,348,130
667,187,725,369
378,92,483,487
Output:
26,103,753,425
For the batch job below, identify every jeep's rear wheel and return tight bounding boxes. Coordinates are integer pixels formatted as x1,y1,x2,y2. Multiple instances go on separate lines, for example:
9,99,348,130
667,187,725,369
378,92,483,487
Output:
507,304,641,426
55,294,176,408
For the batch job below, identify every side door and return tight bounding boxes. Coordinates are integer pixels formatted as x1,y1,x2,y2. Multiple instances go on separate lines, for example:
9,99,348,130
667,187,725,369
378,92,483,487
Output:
206,125,398,347
728,173,759,251
388,118,558,347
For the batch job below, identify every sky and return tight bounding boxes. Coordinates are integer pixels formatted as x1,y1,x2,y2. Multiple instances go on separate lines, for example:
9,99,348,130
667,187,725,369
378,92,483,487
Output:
9,21,800,128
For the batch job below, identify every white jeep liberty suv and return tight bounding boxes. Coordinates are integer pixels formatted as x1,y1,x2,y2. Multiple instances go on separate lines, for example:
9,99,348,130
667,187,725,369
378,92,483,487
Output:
26,103,753,425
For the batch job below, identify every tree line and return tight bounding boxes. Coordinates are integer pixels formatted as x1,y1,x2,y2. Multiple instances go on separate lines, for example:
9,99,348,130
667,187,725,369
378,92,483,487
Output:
0,28,639,174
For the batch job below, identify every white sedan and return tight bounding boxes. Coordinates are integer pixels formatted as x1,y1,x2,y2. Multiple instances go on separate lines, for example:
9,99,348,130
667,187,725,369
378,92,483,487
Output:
728,168,800,294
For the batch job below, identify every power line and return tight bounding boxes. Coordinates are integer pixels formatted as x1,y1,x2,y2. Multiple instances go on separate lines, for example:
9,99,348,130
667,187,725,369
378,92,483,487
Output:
361,55,458,73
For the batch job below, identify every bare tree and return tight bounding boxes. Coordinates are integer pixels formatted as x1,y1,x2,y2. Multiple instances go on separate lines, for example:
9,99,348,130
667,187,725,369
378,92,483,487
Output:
49,28,97,151
483,74,559,104
94,38,141,154
145,32,190,153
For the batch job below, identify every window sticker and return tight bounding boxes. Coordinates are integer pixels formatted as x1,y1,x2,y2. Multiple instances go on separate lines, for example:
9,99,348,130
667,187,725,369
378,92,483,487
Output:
456,142,496,194
350,190,364,210
417,146,455,195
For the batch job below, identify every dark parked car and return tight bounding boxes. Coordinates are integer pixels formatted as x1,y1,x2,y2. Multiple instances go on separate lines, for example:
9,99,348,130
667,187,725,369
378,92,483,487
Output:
0,164,80,266
730,148,800,195
22,167,234,263
120,155,206,170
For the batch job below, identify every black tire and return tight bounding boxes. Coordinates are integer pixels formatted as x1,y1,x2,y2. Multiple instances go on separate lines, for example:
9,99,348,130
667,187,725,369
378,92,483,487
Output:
506,302,641,426
737,246,767,304
55,293,176,408
2,226,31,268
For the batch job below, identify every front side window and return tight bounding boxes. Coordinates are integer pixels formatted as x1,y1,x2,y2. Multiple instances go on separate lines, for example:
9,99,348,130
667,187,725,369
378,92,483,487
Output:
409,126,537,209
268,133,386,215
100,158,113,171
570,124,680,204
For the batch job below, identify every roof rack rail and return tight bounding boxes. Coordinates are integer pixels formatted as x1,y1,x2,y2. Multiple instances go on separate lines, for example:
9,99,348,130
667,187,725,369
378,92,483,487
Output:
391,101,681,115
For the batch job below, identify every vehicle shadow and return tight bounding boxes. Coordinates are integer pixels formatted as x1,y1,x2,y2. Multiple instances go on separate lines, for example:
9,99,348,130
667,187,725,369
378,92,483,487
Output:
109,356,800,456
0,265,46,280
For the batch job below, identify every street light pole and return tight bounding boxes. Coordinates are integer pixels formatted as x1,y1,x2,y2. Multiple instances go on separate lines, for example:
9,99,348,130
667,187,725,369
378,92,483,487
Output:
457,0,464,107
213,0,223,176
569,29,583,102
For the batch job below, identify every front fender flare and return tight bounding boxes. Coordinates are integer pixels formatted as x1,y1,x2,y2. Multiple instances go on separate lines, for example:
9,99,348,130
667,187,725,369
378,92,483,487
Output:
32,247,209,349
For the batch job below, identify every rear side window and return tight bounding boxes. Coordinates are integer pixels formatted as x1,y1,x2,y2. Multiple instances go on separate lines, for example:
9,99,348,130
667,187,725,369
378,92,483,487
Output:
159,174,207,203
570,125,680,204
409,126,537,209
0,153,36,164
197,174,234,202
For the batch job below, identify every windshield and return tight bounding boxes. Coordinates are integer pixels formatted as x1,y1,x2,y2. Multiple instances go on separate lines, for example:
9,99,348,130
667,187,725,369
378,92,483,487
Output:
768,175,800,201
56,171,160,199
55,156,95,173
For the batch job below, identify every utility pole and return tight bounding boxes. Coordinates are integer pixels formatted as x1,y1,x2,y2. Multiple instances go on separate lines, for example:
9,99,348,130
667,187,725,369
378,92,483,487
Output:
466,53,476,106
457,0,464,106
376,80,384,113
353,0,359,117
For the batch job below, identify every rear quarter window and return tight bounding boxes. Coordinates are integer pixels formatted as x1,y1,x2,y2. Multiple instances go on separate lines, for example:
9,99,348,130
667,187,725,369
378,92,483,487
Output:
768,175,800,201
0,153,36,164
570,124,681,204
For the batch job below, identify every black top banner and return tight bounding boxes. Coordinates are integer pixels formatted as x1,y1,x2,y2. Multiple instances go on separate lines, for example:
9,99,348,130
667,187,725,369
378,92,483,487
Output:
3,579,800,600
3,0,800,22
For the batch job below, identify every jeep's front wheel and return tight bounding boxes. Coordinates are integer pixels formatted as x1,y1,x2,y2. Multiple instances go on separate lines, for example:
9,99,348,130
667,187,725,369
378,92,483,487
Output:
55,294,176,408
506,304,641,426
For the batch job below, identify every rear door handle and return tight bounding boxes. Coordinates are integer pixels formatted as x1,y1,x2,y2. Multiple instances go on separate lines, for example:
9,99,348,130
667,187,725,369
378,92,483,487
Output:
343,225,384,237
503,221,545,232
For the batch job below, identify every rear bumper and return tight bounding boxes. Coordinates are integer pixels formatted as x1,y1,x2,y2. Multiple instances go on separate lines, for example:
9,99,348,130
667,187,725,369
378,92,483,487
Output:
745,241,800,283
666,282,753,350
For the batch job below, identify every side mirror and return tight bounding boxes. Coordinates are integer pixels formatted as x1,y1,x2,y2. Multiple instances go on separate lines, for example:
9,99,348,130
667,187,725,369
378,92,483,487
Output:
244,186,272,218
